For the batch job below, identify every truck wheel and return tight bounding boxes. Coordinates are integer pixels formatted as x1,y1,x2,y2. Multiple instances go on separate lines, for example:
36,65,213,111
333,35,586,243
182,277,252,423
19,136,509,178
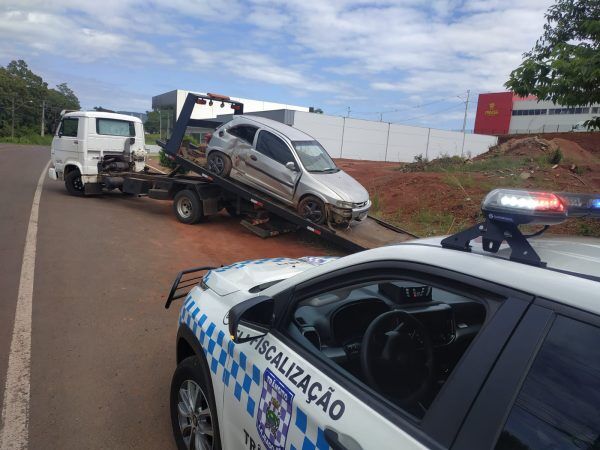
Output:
174,190,203,224
65,170,84,196
207,151,232,177
298,195,326,225
170,355,222,450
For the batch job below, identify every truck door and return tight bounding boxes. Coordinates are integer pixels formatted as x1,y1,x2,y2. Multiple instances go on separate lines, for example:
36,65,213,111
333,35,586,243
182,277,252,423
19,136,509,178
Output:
53,117,82,172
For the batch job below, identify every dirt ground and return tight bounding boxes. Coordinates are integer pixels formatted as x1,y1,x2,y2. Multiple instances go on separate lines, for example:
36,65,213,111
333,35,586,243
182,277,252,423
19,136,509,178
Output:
339,135,600,237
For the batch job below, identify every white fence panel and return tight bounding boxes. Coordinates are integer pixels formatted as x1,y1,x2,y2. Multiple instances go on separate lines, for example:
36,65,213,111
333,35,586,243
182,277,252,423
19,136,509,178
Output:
340,118,388,161
387,125,430,162
463,133,498,158
292,112,345,158
290,112,498,162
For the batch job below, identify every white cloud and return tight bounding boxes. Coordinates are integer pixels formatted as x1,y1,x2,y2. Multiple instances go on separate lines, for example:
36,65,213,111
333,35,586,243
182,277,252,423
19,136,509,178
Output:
185,48,341,93
0,8,174,64
245,0,554,96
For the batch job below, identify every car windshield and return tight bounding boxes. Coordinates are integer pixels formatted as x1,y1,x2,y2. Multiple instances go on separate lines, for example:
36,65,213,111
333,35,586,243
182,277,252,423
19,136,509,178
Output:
292,141,338,173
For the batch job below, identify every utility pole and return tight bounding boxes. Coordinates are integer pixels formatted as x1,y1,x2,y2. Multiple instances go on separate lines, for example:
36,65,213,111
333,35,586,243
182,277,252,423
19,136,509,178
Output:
460,89,470,158
346,106,351,118
11,96,15,139
40,100,45,136
379,112,383,122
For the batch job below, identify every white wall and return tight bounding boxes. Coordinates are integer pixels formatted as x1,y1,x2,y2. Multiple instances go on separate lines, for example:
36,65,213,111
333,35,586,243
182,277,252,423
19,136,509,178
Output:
292,112,345,158
292,112,497,162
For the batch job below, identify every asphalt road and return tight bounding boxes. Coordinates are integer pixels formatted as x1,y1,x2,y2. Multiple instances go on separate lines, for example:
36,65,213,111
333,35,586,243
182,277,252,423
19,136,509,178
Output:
0,145,328,449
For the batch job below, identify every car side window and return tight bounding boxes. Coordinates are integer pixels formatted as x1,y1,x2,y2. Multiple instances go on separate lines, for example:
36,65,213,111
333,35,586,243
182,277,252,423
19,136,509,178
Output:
60,118,79,137
288,277,487,420
255,130,294,165
495,315,600,450
227,125,258,145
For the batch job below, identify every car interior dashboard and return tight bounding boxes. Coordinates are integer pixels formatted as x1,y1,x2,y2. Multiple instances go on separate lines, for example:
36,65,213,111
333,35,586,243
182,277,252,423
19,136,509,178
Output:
292,280,487,413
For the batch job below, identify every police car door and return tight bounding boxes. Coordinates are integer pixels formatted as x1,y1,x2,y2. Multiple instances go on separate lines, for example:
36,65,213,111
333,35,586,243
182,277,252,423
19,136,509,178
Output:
220,329,427,450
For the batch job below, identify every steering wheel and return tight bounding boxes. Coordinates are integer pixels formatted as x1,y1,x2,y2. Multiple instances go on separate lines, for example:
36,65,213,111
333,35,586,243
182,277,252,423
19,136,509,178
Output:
360,310,435,407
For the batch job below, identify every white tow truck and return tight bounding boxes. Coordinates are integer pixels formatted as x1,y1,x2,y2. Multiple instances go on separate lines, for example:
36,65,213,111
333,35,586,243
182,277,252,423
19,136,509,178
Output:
48,111,147,195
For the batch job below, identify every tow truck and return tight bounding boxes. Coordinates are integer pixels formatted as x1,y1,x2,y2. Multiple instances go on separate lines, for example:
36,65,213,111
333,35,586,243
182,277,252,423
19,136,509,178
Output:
50,92,416,252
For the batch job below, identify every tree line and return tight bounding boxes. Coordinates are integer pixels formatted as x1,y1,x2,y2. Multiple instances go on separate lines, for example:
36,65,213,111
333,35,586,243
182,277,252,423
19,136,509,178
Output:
0,60,80,138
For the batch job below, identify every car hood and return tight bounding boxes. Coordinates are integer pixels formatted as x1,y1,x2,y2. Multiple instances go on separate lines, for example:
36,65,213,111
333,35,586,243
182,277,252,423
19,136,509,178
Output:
309,170,369,203
204,256,338,296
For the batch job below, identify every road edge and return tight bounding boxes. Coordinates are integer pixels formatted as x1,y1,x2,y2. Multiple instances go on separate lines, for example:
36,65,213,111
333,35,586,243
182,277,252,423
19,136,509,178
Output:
0,160,50,450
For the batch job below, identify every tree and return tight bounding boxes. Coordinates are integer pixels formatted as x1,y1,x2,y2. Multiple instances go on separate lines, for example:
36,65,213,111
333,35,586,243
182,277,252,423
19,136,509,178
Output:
45,84,80,134
0,60,81,136
144,110,160,133
505,0,600,129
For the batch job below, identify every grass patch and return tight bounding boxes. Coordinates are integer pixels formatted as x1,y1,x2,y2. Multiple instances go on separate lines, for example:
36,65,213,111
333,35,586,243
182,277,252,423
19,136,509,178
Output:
412,209,456,237
0,134,53,145
370,191,382,215
145,133,161,143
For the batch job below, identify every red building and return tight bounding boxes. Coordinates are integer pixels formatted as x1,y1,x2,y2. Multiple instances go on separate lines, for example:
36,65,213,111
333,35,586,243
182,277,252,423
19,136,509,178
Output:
474,92,598,135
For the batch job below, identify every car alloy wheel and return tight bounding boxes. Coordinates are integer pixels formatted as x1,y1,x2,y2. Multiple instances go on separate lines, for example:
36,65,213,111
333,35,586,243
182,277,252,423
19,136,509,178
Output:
300,198,325,224
177,379,214,450
208,154,225,175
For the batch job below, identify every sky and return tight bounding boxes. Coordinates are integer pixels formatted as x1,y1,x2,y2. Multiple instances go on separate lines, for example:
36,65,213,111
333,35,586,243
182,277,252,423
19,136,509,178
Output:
0,0,554,130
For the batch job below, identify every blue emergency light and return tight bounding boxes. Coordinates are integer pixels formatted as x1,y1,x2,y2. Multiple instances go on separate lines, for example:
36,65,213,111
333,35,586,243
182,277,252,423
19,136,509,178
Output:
442,189,600,267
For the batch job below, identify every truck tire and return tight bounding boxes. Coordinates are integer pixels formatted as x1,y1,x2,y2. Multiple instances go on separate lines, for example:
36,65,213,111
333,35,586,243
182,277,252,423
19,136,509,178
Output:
65,170,85,196
170,355,222,450
173,190,203,224
207,151,232,177
298,195,326,225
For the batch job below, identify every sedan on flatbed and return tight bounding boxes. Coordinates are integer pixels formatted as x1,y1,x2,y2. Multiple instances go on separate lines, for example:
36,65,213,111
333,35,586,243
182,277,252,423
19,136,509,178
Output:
206,115,371,227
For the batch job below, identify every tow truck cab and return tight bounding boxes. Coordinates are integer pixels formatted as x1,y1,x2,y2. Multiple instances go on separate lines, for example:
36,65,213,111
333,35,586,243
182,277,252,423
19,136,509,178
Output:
48,111,147,192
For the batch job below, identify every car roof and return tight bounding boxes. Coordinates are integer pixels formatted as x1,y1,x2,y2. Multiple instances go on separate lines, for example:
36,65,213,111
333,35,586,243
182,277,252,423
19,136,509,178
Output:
265,239,600,316
64,111,142,123
232,115,314,141
415,235,600,280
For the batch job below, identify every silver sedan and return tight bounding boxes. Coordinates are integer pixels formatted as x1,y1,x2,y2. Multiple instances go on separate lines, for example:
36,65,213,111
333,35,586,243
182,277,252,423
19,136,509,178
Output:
206,115,370,225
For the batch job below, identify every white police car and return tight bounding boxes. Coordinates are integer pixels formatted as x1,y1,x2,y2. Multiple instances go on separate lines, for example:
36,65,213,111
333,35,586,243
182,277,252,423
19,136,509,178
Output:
166,189,600,450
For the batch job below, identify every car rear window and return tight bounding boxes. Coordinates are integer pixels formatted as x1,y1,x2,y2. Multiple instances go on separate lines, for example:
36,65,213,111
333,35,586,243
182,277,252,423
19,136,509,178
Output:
96,118,135,137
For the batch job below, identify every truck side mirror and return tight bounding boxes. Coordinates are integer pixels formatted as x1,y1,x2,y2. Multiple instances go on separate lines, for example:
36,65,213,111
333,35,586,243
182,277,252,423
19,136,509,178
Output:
129,137,136,145
229,295,274,343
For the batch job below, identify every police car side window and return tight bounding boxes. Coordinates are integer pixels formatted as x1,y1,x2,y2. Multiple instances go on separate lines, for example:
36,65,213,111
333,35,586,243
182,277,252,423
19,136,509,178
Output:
495,316,600,450
292,279,487,420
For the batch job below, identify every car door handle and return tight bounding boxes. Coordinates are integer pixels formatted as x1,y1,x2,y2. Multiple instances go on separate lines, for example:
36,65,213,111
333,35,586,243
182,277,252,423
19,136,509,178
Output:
324,428,363,450
73,140,78,144
250,154,257,161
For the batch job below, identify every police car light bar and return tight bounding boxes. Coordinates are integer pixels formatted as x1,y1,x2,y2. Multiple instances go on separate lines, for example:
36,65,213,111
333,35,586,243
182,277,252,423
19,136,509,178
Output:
482,189,600,224
442,188,600,267
482,189,568,225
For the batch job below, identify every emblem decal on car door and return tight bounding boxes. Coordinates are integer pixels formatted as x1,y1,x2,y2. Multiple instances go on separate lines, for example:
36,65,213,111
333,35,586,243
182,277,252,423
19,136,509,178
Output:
256,369,294,450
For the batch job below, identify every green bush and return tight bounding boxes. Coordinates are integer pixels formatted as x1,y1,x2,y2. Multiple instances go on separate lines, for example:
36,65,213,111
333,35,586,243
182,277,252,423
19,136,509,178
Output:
548,147,563,165
0,134,54,145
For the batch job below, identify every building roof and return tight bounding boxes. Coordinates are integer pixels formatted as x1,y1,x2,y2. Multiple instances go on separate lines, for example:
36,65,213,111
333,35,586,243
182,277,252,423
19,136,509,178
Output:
64,111,143,123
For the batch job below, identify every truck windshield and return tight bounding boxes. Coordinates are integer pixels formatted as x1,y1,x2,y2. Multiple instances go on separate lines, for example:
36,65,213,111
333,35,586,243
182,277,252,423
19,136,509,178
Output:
292,141,338,173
